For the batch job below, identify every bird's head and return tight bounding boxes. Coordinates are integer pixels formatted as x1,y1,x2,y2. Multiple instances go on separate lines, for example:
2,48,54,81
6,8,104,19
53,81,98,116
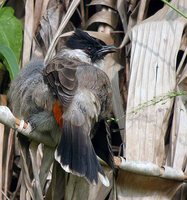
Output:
66,29,117,63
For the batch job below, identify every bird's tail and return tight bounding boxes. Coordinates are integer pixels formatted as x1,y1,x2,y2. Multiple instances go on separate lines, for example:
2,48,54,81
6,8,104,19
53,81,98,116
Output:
54,119,109,187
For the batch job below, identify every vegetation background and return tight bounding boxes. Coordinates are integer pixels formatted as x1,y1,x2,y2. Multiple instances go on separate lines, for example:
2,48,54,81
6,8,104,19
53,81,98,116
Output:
0,0,186,199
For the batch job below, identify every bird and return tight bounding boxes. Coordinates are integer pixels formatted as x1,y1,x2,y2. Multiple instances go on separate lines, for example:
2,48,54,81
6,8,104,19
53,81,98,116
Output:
8,29,117,186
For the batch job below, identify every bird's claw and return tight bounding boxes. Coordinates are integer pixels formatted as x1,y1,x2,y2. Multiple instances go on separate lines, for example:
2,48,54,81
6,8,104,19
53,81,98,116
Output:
16,120,32,135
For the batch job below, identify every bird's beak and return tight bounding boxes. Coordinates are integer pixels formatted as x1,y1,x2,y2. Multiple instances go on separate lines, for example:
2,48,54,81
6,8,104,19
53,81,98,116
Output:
91,45,118,62
97,45,118,56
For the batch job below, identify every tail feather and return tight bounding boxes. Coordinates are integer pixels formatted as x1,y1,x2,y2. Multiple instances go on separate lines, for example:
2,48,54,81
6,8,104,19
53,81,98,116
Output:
54,120,109,186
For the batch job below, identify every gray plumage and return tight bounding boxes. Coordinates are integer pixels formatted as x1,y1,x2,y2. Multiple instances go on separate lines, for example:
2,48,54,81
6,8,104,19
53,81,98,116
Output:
8,59,61,146
8,29,115,185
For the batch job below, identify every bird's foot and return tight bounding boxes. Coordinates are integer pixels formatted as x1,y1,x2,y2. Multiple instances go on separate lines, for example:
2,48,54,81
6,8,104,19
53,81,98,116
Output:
16,119,32,135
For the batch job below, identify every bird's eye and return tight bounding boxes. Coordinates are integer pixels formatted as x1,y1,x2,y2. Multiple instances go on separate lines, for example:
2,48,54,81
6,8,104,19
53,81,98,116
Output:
87,47,92,51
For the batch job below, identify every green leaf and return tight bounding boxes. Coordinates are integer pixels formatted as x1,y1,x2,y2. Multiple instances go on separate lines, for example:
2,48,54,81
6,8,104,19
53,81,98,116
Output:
0,45,19,80
0,7,23,62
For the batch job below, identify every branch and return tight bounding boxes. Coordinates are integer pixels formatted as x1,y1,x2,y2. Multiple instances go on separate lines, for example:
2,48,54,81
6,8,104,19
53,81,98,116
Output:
3,106,186,184
0,106,30,133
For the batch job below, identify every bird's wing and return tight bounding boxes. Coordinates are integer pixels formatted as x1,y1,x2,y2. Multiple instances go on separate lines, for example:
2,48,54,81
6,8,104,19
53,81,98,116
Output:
54,89,109,186
8,59,55,117
43,53,80,109
92,120,115,171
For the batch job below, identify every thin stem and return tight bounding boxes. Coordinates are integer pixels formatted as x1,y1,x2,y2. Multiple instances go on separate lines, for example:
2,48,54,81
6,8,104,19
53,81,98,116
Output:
107,90,187,123
161,0,187,19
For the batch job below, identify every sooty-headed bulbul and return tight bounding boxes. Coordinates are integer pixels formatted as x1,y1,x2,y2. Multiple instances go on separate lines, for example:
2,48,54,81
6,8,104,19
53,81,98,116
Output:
8,29,117,186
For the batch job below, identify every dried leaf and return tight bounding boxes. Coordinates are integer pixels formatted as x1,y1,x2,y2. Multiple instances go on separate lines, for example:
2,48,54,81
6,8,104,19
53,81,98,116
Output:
4,129,14,198
64,167,113,200
19,141,35,199
22,0,34,67
85,10,118,29
29,143,43,200
116,0,128,34
168,62,187,170
145,0,187,21
125,20,185,164
39,5,64,55
33,0,50,34
117,170,183,199
39,146,55,190
137,0,150,22
45,0,81,63
87,0,116,10
0,95,7,200
102,56,125,140
34,0,44,34
168,96,187,169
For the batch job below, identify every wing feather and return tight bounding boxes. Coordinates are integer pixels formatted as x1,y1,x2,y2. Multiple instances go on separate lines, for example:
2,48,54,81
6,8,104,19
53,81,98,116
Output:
43,52,81,108
55,90,109,186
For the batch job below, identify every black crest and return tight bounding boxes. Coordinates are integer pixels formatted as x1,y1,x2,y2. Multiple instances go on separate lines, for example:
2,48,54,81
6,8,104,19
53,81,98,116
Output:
66,29,106,50
66,29,117,62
